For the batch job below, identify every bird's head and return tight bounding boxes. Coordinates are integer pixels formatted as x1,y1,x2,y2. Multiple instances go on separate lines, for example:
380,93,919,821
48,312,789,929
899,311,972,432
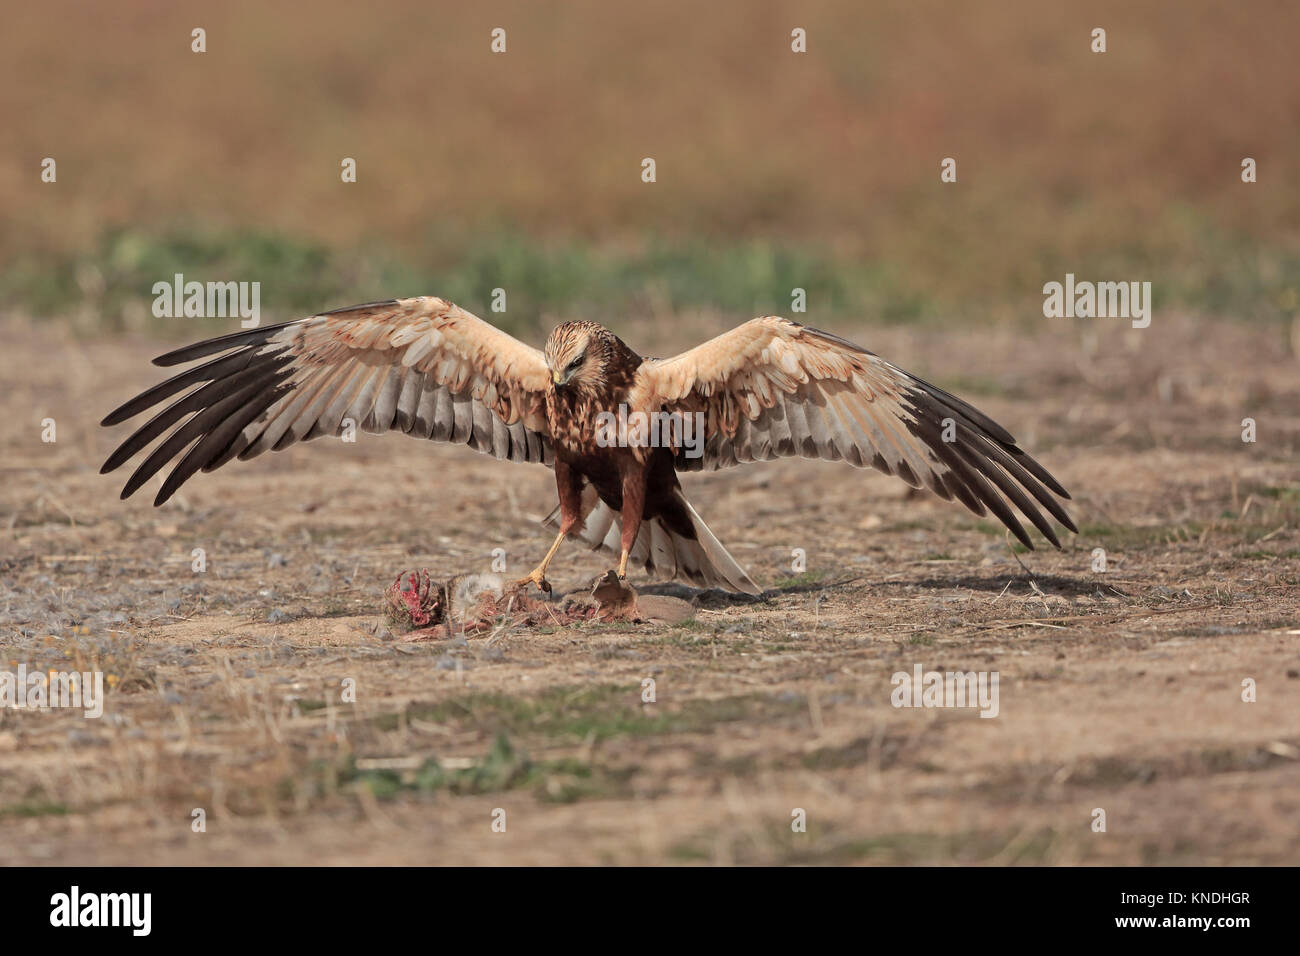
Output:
544,321,614,394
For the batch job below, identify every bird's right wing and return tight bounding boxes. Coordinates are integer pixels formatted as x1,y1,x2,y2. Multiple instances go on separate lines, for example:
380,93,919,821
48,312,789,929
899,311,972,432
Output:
630,316,1076,549
101,297,555,505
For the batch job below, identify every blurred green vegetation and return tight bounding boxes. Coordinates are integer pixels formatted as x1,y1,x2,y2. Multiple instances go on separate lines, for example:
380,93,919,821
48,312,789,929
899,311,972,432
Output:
0,226,932,337
3,1,1299,334
3,219,1296,338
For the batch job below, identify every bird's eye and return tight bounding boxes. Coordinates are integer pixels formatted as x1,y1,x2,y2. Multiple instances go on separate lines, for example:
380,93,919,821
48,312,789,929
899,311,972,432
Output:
567,355,584,371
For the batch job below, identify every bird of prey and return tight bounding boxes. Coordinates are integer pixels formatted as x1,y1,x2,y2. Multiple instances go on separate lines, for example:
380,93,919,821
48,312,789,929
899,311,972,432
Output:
101,297,1076,594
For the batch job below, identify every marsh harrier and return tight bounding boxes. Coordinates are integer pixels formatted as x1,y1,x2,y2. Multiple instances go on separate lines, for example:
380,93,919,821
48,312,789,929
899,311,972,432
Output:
102,297,1076,594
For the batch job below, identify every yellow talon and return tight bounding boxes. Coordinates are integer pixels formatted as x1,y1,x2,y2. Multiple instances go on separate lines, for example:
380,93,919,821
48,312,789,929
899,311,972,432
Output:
510,528,568,594
511,568,552,593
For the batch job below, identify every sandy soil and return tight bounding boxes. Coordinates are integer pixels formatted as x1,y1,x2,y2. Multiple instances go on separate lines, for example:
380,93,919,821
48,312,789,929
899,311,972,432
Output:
1,314,1297,865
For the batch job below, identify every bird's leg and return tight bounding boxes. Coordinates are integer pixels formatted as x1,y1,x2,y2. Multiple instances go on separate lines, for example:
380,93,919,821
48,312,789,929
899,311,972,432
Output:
510,528,567,593
512,458,582,594
614,464,647,582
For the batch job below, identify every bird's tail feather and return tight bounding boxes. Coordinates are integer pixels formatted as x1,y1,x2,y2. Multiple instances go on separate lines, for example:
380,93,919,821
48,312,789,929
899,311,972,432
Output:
543,485,761,594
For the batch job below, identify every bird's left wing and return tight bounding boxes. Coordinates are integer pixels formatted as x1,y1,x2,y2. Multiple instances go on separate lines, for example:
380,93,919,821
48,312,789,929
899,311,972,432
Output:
628,316,1076,549
102,297,554,505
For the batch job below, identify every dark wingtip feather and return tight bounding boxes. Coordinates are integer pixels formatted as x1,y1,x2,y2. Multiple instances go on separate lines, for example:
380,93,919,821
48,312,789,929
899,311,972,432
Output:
1009,449,1071,499
318,298,399,316
1007,517,1034,550
151,322,288,367
101,405,135,428
800,323,875,357
901,381,1076,549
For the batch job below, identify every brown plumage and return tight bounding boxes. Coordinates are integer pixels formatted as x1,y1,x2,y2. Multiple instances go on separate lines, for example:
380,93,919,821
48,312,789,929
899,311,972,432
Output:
101,296,1077,594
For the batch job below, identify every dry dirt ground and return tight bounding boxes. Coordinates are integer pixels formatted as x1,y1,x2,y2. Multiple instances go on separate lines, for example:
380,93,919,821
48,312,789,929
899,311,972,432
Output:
1,314,1297,865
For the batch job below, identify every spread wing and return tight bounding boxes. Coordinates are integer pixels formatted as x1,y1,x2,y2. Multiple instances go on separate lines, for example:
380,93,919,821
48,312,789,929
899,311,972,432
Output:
629,316,1077,549
101,297,554,505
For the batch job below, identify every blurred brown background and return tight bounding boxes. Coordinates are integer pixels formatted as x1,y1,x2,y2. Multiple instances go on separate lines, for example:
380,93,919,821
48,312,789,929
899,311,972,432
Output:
2,0,1297,331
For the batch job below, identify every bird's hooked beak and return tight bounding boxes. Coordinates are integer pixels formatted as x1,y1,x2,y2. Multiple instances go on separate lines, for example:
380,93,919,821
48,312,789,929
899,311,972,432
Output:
548,346,587,388
550,359,581,387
